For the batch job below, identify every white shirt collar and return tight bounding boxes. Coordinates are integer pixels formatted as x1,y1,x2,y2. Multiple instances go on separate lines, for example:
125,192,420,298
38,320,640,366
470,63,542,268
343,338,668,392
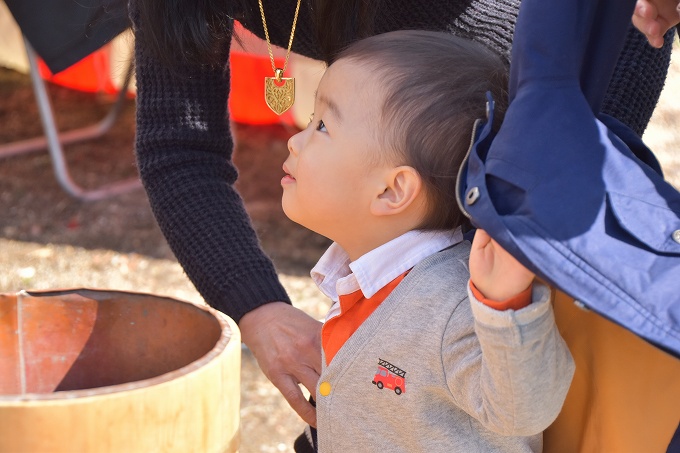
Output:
311,228,463,304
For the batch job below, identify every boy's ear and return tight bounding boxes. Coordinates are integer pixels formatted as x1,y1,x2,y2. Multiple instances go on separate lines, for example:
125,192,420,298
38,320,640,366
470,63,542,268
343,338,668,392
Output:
371,166,423,216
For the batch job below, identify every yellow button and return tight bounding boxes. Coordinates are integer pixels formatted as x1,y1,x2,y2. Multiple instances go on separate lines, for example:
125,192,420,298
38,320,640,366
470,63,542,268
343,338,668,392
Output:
319,381,331,396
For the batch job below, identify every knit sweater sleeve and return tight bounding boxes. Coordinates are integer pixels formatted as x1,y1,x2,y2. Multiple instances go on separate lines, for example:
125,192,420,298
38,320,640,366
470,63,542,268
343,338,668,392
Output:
442,282,574,436
130,1,290,323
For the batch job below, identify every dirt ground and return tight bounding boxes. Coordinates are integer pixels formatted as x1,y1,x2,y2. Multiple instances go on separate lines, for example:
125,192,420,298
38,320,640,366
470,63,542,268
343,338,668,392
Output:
1,48,679,452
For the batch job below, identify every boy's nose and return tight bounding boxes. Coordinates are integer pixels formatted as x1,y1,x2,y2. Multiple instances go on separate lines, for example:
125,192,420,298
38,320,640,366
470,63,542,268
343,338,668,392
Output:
288,131,302,156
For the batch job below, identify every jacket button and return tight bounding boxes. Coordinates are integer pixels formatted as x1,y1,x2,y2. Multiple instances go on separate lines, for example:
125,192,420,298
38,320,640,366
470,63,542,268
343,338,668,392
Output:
319,381,331,396
466,187,480,205
673,229,680,245
573,300,590,311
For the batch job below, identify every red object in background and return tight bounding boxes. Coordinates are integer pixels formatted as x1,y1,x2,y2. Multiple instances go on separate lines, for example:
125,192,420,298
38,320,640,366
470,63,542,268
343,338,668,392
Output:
38,46,119,95
37,30,295,125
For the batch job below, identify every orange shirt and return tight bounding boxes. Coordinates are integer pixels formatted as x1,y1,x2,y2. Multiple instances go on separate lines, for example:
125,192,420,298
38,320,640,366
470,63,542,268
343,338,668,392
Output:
322,272,408,365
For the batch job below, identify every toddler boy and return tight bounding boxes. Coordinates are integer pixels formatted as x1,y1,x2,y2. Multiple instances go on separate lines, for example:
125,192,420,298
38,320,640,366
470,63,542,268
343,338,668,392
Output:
282,30,574,452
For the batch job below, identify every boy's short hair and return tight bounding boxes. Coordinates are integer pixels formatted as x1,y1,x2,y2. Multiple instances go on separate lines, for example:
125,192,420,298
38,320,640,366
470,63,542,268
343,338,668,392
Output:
337,30,508,231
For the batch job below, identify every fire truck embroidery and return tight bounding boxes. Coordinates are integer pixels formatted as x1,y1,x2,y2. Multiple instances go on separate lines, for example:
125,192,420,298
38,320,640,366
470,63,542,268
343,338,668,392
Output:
372,359,406,395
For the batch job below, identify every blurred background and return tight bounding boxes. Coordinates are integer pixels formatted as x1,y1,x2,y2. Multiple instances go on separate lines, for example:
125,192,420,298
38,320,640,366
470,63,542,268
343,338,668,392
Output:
0,3,679,450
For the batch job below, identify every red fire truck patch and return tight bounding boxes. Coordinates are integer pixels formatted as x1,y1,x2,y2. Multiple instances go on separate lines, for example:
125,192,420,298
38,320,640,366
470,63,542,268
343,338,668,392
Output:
372,358,406,395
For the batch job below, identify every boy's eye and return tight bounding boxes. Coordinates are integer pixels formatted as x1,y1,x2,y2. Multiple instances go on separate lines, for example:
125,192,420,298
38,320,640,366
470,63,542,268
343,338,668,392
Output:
316,119,327,132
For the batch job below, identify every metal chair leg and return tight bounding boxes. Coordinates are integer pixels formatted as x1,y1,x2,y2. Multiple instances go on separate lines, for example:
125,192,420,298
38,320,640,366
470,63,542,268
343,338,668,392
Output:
0,37,141,201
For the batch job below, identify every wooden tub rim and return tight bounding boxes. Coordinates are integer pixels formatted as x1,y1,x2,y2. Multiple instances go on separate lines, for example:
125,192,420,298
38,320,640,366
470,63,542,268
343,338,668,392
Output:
0,288,236,404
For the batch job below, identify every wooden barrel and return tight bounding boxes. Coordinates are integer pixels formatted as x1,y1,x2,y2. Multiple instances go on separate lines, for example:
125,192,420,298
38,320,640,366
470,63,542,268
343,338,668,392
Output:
0,289,240,453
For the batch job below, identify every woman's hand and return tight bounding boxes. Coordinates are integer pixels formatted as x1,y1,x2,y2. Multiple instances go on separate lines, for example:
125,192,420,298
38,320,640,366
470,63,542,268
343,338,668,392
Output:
632,0,680,48
469,229,535,301
239,302,323,427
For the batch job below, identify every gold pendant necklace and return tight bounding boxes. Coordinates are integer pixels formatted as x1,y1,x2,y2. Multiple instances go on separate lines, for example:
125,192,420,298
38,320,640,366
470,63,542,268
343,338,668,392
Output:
258,0,301,115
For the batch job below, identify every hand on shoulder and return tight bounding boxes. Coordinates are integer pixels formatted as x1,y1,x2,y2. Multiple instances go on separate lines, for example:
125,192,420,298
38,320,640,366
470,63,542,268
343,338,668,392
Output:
239,302,323,427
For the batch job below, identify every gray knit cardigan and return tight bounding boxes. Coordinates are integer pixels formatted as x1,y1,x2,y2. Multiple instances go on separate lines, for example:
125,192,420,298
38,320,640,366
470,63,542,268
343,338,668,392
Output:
314,242,574,452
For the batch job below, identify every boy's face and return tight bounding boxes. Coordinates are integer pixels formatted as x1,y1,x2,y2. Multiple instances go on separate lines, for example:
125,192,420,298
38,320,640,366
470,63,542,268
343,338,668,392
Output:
282,59,391,244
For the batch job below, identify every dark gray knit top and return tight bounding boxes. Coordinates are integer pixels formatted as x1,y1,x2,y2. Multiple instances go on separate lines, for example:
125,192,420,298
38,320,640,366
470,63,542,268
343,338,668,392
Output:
131,0,674,322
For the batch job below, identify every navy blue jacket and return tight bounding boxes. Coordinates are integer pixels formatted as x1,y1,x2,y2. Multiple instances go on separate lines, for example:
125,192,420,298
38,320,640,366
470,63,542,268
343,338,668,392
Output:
457,0,680,357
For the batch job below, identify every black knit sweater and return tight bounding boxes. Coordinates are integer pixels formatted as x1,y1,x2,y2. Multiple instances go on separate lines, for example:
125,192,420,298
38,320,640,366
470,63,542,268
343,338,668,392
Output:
131,0,674,323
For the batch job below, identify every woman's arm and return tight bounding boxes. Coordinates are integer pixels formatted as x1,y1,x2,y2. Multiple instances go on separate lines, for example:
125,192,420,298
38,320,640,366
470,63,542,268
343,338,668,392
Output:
130,0,322,425
132,11,282,323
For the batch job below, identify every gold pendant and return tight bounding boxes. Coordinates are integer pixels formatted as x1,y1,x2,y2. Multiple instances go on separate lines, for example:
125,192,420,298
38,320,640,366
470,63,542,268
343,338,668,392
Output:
265,69,295,115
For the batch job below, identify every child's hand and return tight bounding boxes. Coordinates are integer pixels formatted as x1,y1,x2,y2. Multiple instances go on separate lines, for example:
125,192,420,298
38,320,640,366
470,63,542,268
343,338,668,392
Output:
632,0,680,48
469,229,535,301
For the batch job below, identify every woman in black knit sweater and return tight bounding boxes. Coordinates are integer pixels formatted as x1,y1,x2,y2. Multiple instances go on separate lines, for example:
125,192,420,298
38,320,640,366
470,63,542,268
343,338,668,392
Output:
131,0,677,447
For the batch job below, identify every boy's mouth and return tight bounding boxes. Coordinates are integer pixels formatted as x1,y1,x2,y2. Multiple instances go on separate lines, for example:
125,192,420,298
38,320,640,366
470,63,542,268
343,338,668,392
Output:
281,164,296,184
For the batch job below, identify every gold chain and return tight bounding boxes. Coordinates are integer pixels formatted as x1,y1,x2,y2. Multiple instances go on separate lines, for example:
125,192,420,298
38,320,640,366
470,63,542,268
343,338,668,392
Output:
258,0,301,81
